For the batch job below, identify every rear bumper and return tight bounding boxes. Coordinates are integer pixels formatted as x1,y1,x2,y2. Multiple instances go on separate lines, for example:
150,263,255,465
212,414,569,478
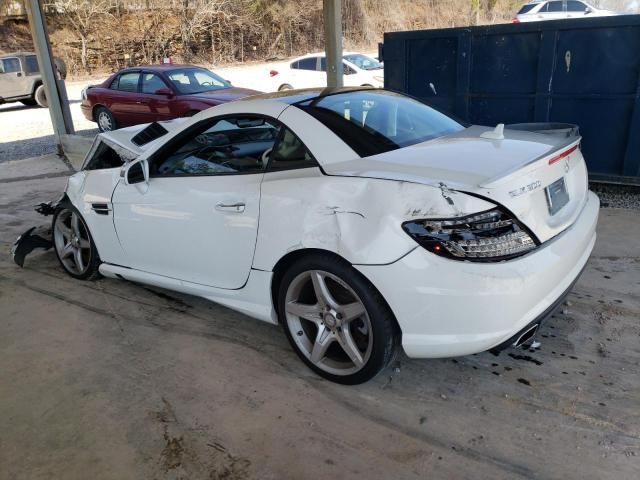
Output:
80,103,93,121
356,191,599,358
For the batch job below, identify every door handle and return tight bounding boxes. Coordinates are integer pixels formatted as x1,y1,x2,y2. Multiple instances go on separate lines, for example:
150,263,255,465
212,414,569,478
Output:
215,202,245,213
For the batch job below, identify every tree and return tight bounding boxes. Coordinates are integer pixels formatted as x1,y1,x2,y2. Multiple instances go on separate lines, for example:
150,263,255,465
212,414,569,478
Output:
49,0,112,72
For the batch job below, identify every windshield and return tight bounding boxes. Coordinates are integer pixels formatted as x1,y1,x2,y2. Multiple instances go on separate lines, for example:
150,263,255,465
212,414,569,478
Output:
166,68,231,94
342,54,383,71
297,90,463,157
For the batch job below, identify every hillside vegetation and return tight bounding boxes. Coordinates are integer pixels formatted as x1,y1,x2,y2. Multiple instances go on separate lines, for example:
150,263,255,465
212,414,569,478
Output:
0,0,634,77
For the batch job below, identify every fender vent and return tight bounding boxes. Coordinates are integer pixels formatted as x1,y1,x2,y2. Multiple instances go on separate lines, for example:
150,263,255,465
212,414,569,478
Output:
92,203,110,215
131,122,169,146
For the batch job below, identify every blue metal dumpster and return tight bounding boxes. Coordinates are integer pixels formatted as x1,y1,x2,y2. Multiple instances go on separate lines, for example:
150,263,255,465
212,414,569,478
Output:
382,15,640,184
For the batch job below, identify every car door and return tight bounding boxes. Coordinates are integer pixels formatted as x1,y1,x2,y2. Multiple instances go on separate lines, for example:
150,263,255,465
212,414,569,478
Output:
293,56,323,88
0,57,29,98
138,71,174,122
111,114,281,289
107,71,145,126
538,0,566,20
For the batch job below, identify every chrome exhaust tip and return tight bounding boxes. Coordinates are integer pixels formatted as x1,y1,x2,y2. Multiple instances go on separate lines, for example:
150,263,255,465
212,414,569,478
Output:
513,323,539,348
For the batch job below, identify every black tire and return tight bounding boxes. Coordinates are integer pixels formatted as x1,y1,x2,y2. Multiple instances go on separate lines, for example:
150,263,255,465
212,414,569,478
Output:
34,84,47,108
278,84,293,91
52,204,101,281
278,253,399,385
20,98,38,106
95,106,117,132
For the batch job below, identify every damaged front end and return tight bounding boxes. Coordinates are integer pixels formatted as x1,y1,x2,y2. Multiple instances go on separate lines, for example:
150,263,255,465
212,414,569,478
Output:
11,200,61,267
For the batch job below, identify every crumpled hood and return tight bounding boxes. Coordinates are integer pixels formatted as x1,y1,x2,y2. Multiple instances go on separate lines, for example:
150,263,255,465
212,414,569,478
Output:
187,87,261,103
98,117,190,159
322,125,574,189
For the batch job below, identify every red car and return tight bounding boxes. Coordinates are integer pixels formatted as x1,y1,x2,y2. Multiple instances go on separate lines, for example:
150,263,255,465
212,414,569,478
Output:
80,65,259,132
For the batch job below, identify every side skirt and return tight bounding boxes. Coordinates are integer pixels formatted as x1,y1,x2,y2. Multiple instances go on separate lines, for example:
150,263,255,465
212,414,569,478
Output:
98,264,277,325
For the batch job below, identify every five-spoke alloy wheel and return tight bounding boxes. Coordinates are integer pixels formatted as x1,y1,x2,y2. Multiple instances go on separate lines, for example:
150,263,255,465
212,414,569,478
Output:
53,206,100,279
279,254,398,384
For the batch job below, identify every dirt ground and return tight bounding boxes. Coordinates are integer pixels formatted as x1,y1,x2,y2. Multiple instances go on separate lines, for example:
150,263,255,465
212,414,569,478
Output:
1,153,639,480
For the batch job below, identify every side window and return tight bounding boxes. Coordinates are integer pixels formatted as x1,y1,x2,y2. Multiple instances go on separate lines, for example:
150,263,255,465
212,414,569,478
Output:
154,116,280,176
297,57,318,71
290,61,300,69
343,62,356,75
141,73,167,94
1,58,21,73
268,128,317,171
546,1,564,12
567,1,587,11
319,57,326,72
25,55,39,73
111,72,140,92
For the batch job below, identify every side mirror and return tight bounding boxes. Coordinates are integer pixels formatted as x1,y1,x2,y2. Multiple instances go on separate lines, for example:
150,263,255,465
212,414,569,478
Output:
122,158,149,185
584,7,592,14
153,87,174,97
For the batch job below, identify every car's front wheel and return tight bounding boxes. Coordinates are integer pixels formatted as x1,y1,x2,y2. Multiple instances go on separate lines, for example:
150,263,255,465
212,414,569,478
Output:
95,106,116,132
53,205,101,280
278,254,398,384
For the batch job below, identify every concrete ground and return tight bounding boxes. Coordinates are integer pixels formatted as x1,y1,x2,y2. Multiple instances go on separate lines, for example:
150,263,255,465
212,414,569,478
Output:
1,155,639,480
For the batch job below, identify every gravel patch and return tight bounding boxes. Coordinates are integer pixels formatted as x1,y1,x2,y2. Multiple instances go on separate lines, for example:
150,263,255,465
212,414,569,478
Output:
590,183,640,209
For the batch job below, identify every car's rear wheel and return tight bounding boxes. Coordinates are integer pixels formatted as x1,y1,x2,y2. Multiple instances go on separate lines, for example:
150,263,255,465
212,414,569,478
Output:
278,84,293,91
34,84,47,107
96,106,116,132
278,254,398,384
53,205,101,280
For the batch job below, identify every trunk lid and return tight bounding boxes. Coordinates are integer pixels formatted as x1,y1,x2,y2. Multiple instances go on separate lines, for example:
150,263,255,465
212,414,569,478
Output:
188,87,260,103
323,125,588,243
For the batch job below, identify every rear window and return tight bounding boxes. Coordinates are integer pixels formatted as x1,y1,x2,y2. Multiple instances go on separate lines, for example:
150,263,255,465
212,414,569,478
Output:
25,55,39,73
111,72,140,92
517,4,538,14
296,90,463,157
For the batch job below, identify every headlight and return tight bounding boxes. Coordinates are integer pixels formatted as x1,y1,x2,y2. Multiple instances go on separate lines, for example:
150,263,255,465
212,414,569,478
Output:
81,87,87,100
402,208,538,262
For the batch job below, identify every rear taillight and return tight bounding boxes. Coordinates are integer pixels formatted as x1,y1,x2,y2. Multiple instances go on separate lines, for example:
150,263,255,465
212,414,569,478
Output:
512,18,520,23
269,70,279,77
402,208,538,262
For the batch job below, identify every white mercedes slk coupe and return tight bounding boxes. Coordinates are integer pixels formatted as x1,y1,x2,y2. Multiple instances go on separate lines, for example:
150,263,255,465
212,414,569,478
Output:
45,87,599,384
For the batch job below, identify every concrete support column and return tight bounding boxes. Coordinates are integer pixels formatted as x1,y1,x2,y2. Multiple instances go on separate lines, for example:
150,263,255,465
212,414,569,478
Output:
24,0,75,153
323,0,343,88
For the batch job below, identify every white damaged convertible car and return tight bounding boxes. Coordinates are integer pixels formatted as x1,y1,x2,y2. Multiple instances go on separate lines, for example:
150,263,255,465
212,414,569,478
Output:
45,88,599,384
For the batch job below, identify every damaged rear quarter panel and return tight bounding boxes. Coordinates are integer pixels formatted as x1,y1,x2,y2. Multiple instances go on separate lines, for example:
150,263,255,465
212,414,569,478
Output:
252,168,496,270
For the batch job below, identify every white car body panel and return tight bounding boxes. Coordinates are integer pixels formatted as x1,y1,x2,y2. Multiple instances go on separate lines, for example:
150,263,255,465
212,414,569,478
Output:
357,191,598,357
111,173,263,289
270,52,384,91
515,1,616,22
64,89,599,360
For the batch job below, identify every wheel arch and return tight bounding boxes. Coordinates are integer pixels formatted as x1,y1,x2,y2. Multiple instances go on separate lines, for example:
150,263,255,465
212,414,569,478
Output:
91,103,106,121
31,79,43,96
269,248,401,337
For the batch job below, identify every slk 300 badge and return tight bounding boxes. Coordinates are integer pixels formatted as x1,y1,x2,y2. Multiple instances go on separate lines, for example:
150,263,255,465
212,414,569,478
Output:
509,180,542,198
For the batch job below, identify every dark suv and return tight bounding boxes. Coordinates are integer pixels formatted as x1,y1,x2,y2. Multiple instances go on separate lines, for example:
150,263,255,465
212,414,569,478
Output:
0,52,66,108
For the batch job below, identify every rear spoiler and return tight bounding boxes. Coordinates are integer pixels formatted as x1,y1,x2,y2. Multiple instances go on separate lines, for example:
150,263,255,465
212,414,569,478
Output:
505,123,580,139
